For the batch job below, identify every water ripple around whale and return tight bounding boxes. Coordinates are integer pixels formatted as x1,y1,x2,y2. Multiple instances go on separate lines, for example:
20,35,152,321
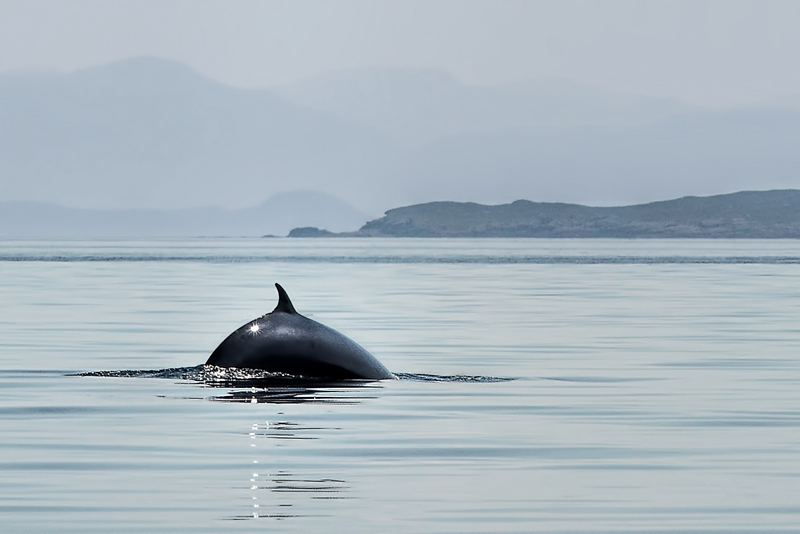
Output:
76,365,512,383
73,366,514,404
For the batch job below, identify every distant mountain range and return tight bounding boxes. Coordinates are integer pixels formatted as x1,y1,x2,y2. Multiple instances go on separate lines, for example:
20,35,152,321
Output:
0,191,367,238
3,57,800,214
0,58,394,212
291,190,800,238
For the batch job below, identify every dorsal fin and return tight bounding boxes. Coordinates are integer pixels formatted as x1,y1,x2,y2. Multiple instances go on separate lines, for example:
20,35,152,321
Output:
272,283,298,314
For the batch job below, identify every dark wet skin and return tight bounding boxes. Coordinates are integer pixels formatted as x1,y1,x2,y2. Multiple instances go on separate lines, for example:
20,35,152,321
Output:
206,284,395,380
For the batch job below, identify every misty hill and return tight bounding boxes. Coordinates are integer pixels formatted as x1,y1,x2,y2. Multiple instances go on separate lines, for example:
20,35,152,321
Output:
0,191,368,238
273,68,688,145
0,57,393,212
345,190,800,238
3,58,800,213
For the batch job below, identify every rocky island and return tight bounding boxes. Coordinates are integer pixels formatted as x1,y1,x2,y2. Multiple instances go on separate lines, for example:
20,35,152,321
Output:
289,190,800,238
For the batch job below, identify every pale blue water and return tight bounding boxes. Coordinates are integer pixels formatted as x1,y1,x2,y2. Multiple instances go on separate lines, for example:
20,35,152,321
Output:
2,238,800,533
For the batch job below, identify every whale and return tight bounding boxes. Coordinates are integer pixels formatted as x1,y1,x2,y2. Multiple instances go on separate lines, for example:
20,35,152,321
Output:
206,284,395,380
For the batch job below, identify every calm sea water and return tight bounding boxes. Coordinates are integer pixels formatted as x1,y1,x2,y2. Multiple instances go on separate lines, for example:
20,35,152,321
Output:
2,238,800,533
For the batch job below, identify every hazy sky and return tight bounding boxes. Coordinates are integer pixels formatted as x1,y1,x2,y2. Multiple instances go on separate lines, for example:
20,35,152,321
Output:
3,0,800,106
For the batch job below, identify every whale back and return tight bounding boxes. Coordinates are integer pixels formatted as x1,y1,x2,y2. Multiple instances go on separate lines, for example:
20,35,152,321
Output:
206,284,394,380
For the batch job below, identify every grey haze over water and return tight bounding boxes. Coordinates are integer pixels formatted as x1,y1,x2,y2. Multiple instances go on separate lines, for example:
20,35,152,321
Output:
3,57,800,219
3,1,800,217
